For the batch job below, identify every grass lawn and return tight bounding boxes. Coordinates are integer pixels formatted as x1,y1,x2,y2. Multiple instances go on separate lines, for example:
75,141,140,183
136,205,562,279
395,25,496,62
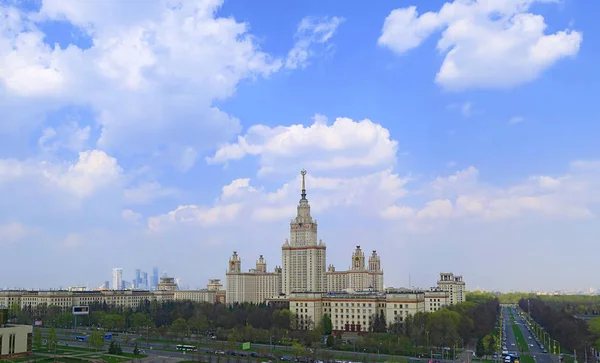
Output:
512,324,530,353
471,359,494,363
120,352,149,359
520,355,535,363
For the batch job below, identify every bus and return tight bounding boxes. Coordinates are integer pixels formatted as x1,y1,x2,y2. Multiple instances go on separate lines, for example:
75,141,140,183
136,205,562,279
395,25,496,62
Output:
75,336,88,342
176,345,197,352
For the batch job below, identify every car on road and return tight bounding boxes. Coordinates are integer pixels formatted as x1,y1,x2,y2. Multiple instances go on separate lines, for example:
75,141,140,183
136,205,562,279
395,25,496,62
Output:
511,343,516,346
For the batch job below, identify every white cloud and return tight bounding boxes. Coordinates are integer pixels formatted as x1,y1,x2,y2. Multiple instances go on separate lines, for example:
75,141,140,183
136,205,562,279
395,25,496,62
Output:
148,168,409,231
0,150,122,198
378,1,582,90
0,222,29,243
148,203,244,232
509,116,525,124
384,161,600,223
61,233,83,248
1,0,298,170
461,102,472,117
124,182,176,205
121,209,142,225
38,121,91,152
207,114,398,175
285,15,344,69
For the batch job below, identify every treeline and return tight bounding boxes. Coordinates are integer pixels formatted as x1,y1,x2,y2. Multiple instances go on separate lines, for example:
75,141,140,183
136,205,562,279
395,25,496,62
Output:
488,291,600,317
518,298,591,354
388,293,499,349
538,295,600,316
9,295,500,353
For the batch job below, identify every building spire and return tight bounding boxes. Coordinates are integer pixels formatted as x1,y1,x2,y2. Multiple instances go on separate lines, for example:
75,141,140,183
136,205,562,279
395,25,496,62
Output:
300,169,307,200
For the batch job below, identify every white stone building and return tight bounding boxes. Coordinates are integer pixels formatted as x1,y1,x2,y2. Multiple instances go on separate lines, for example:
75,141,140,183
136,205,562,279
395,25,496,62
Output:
437,272,466,305
289,288,427,333
226,252,282,305
0,289,174,311
174,279,226,304
423,287,450,312
282,170,327,295
325,246,384,292
0,323,32,359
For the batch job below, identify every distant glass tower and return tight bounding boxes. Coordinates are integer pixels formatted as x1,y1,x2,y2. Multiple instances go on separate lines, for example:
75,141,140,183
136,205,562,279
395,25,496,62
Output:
151,267,159,290
142,271,148,289
135,269,141,289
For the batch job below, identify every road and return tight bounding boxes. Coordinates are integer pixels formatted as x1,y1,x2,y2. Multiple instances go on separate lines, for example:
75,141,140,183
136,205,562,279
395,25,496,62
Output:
40,328,460,363
501,306,519,356
505,306,556,363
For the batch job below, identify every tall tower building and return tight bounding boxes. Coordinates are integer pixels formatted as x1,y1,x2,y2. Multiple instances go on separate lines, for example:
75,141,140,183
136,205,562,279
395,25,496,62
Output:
282,170,327,295
437,272,466,305
151,267,159,290
112,268,123,290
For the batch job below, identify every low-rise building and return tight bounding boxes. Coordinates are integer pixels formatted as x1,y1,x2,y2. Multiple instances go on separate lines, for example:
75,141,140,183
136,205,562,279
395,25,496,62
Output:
424,287,450,312
0,308,32,359
286,274,463,333
0,289,174,311
0,324,32,359
157,277,178,291
288,288,428,333
226,252,283,305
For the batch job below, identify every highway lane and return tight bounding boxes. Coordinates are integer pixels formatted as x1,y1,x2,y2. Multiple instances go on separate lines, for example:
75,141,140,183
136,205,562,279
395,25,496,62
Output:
510,307,556,363
41,334,461,363
502,306,519,356
40,330,459,363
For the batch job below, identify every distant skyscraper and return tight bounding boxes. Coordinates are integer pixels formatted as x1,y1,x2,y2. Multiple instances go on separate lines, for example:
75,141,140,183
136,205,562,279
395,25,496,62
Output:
135,269,141,289
112,268,123,290
151,267,159,290
142,271,148,289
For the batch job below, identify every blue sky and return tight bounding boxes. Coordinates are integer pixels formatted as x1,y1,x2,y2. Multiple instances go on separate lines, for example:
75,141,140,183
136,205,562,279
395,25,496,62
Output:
0,0,598,292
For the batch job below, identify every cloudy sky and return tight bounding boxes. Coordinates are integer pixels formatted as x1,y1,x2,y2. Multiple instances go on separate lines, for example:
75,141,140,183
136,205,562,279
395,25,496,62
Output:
1,0,598,293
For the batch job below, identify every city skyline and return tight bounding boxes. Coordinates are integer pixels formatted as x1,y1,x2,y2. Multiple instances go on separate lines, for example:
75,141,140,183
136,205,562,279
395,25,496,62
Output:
1,0,599,293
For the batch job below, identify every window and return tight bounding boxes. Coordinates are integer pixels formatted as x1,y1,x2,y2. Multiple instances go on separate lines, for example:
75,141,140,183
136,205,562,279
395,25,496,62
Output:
9,333,16,354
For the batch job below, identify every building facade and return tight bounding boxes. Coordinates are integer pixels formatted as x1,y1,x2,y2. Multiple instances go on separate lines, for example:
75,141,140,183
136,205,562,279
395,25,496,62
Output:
325,246,384,292
158,277,177,291
288,289,426,333
226,252,282,305
282,170,328,295
423,287,450,312
0,324,32,359
112,268,123,290
174,289,225,304
437,272,466,305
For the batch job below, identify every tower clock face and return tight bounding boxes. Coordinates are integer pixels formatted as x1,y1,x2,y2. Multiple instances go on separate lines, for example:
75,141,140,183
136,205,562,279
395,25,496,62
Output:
354,256,360,261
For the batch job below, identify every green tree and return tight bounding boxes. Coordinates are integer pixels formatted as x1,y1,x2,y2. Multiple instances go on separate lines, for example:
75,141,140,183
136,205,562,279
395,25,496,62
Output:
321,314,332,335
33,326,43,350
589,317,600,345
485,334,497,356
326,334,334,347
133,343,140,355
292,341,304,358
171,318,189,340
475,337,486,358
89,330,105,351
47,327,58,353
273,309,293,330
188,315,208,335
